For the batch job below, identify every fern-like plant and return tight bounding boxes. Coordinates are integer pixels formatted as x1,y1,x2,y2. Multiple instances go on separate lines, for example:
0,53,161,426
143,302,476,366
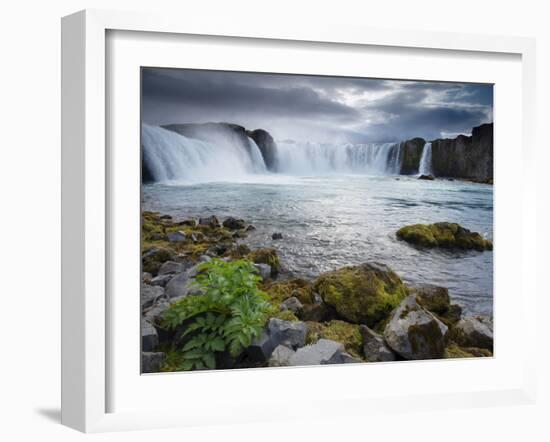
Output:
163,259,271,371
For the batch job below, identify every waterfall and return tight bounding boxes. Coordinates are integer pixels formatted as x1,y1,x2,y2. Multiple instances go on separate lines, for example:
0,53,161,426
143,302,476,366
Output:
142,124,267,183
142,124,406,183
418,142,433,176
275,141,402,175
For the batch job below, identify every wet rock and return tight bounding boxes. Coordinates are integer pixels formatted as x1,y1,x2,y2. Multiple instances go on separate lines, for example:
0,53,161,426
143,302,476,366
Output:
418,174,435,180
160,214,172,220
246,225,256,231
142,318,159,351
253,263,272,282
360,325,396,362
141,284,165,310
289,339,345,366
158,260,187,275
167,230,187,243
411,284,451,314
142,352,166,373
384,295,448,360
198,215,220,228
451,316,493,351
396,222,492,251
268,345,296,367
280,296,303,315
247,248,281,276
222,217,246,230
272,232,283,240
313,262,408,327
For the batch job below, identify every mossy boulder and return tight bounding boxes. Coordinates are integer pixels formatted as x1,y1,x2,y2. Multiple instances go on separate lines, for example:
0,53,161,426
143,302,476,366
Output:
450,316,493,351
263,278,314,306
410,284,450,315
383,295,448,360
313,262,408,327
444,343,492,359
396,222,492,251
305,320,363,359
142,247,176,275
247,247,281,276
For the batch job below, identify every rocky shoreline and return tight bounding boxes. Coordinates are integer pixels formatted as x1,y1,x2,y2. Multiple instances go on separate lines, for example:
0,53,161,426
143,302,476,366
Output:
141,212,494,373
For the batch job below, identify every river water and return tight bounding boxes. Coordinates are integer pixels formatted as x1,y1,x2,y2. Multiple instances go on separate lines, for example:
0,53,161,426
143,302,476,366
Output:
142,174,493,316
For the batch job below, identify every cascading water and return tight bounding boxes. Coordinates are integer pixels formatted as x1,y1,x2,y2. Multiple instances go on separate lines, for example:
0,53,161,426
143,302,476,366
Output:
418,142,433,176
142,124,406,183
274,141,403,175
142,124,267,183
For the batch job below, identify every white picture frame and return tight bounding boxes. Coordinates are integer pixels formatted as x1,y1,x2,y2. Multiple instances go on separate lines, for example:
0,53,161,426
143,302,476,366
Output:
61,9,537,433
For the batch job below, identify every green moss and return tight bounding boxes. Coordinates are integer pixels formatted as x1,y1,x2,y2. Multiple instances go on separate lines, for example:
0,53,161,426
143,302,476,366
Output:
313,263,408,327
443,342,492,359
305,320,363,359
407,321,444,358
270,309,300,322
142,247,175,275
263,278,314,305
396,222,492,251
247,247,281,274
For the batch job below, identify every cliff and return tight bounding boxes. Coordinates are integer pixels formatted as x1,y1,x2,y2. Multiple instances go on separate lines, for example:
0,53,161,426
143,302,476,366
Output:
429,123,493,179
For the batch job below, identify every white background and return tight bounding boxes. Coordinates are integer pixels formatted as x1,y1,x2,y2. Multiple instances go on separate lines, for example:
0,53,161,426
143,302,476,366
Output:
0,0,548,441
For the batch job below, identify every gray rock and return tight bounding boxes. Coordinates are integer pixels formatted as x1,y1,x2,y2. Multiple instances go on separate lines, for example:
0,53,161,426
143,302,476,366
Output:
268,318,308,349
268,345,296,367
142,352,166,373
164,271,199,299
289,339,344,366
222,217,246,230
158,260,186,275
142,272,152,282
150,274,173,287
143,299,171,326
340,352,363,364
360,325,396,362
248,330,278,363
141,284,165,309
272,232,283,240
142,318,159,351
160,214,172,220
280,296,303,315
198,215,220,228
384,295,448,360
178,218,197,227
246,225,256,231
253,263,272,282
452,316,493,350
167,231,186,243
198,255,212,264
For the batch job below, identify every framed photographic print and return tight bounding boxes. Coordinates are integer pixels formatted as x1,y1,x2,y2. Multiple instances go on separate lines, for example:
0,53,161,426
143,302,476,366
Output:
61,9,537,432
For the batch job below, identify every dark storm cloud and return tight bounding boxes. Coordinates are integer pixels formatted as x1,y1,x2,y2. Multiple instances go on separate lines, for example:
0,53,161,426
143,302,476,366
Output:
142,67,493,143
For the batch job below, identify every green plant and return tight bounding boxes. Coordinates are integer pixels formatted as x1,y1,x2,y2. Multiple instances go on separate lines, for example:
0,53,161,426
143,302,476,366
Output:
163,259,271,371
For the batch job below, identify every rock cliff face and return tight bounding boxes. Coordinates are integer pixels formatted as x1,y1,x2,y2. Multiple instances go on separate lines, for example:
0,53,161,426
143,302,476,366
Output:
399,138,426,175
247,129,279,170
429,123,493,179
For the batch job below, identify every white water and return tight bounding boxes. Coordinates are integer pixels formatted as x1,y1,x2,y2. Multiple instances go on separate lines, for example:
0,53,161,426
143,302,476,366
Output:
275,141,402,175
142,124,404,182
142,124,267,183
418,142,433,176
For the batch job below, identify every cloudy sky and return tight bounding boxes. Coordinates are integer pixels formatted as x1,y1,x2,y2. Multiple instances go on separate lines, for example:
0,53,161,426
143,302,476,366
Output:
142,68,493,144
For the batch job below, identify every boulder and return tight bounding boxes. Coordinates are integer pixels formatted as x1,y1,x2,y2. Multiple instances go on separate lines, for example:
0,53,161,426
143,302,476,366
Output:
268,345,296,367
167,230,187,243
451,316,493,351
313,262,408,327
253,263,272,282
360,325,396,362
384,295,448,360
142,318,159,351
299,293,330,322
164,271,201,299
289,339,345,366
396,222,493,251
439,303,463,327
246,225,256,231
411,284,451,314
247,248,281,276
222,217,246,230
142,247,176,275
198,215,220,228
150,274,173,287
268,318,308,349
247,330,278,364
272,232,283,240
158,260,187,275
418,174,435,180
280,296,303,315
142,352,166,373
141,284,165,310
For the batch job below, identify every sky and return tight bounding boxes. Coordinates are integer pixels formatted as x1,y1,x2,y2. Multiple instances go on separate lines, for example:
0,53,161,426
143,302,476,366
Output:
142,67,493,144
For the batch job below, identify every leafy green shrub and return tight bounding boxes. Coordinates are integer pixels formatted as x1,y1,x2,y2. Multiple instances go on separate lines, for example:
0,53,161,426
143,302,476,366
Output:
163,259,271,371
